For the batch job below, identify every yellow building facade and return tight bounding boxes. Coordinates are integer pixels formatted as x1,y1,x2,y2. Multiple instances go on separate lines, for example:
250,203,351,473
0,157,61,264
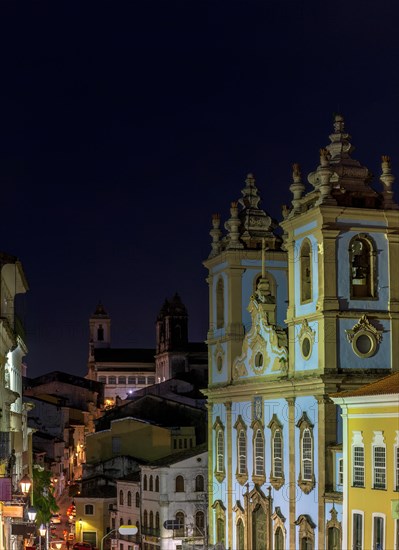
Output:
332,372,399,550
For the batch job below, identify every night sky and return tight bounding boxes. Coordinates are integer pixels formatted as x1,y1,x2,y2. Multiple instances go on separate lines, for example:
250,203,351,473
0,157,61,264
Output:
1,1,398,378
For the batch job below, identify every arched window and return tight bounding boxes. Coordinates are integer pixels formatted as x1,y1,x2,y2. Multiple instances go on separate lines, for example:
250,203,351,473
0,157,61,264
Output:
149,511,154,528
155,476,160,492
216,278,224,329
350,235,376,299
135,491,140,507
236,518,245,550
297,412,315,493
143,475,147,491
302,429,313,481
195,475,204,492
149,475,153,491
120,517,123,526
97,324,104,341
254,429,265,478
155,512,160,530
195,511,205,536
127,491,131,506
300,239,312,303
273,429,283,478
217,517,225,544
238,429,247,475
143,510,148,528
175,512,185,537
119,490,124,506
176,475,185,492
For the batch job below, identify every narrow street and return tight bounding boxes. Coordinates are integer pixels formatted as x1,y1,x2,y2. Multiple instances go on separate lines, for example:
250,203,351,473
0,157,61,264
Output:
47,488,76,550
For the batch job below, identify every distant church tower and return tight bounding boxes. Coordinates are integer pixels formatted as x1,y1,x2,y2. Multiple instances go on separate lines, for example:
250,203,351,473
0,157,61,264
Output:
204,116,398,550
155,293,189,381
87,302,111,379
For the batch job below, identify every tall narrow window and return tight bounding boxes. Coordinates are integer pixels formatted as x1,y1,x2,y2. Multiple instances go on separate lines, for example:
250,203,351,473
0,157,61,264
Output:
297,413,315,493
302,429,312,481
216,278,224,329
300,240,312,303
353,445,365,487
273,430,283,478
195,475,204,492
155,476,160,492
175,475,185,492
149,475,153,491
119,490,124,506
373,446,386,489
97,324,104,341
352,512,363,550
195,511,205,536
238,430,247,475
254,429,265,478
155,512,160,531
127,491,131,506
338,458,344,486
143,510,148,529
214,417,226,482
217,431,224,473
149,511,154,529
373,515,384,550
135,492,139,507
217,517,225,544
175,512,185,537
143,475,147,491
395,446,399,491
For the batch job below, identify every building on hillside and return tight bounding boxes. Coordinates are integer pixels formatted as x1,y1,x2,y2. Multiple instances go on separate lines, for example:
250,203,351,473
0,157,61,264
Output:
86,295,207,407
331,371,399,550
203,115,399,549
23,371,104,485
113,472,141,550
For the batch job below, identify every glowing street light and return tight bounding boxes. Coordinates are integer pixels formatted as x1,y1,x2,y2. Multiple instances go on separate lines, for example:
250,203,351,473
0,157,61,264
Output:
19,474,32,495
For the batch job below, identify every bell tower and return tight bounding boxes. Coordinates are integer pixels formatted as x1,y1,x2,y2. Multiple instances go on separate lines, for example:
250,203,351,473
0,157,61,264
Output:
281,114,399,378
88,302,111,365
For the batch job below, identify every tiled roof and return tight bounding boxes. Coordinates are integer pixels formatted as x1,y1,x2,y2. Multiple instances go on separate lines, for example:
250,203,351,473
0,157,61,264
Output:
147,443,208,467
330,371,399,398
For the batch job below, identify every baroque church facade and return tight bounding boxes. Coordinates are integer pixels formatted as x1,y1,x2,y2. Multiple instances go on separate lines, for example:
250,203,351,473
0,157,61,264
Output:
203,115,399,549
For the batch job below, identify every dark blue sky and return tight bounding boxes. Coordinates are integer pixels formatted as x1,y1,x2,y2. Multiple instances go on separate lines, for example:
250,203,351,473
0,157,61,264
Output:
1,1,398,377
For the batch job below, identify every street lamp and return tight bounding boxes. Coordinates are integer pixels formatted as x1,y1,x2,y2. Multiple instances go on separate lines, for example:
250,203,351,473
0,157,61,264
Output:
27,507,37,522
20,474,32,495
39,524,46,550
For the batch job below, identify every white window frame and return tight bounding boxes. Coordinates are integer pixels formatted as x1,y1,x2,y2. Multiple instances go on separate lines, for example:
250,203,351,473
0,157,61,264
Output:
238,429,246,475
352,510,364,550
302,428,312,481
352,441,365,488
394,431,399,492
272,429,283,478
372,431,386,490
254,429,265,477
371,513,385,550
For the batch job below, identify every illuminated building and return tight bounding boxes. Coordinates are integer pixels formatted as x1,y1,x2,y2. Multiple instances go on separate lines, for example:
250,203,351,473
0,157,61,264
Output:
203,116,398,549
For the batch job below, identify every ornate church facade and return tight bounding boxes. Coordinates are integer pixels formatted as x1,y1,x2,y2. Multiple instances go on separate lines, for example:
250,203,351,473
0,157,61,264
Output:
203,115,399,549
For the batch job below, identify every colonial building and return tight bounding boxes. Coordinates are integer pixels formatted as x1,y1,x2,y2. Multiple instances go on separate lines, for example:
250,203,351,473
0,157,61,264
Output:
203,115,398,549
86,296,207,407
331,371,399,550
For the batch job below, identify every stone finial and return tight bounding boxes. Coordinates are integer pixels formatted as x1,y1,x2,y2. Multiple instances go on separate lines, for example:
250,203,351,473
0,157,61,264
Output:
225,201,244,250
380,155,397,209
289,163,305,214
316,149,336,206
209,213,222,257
333,113,345,133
